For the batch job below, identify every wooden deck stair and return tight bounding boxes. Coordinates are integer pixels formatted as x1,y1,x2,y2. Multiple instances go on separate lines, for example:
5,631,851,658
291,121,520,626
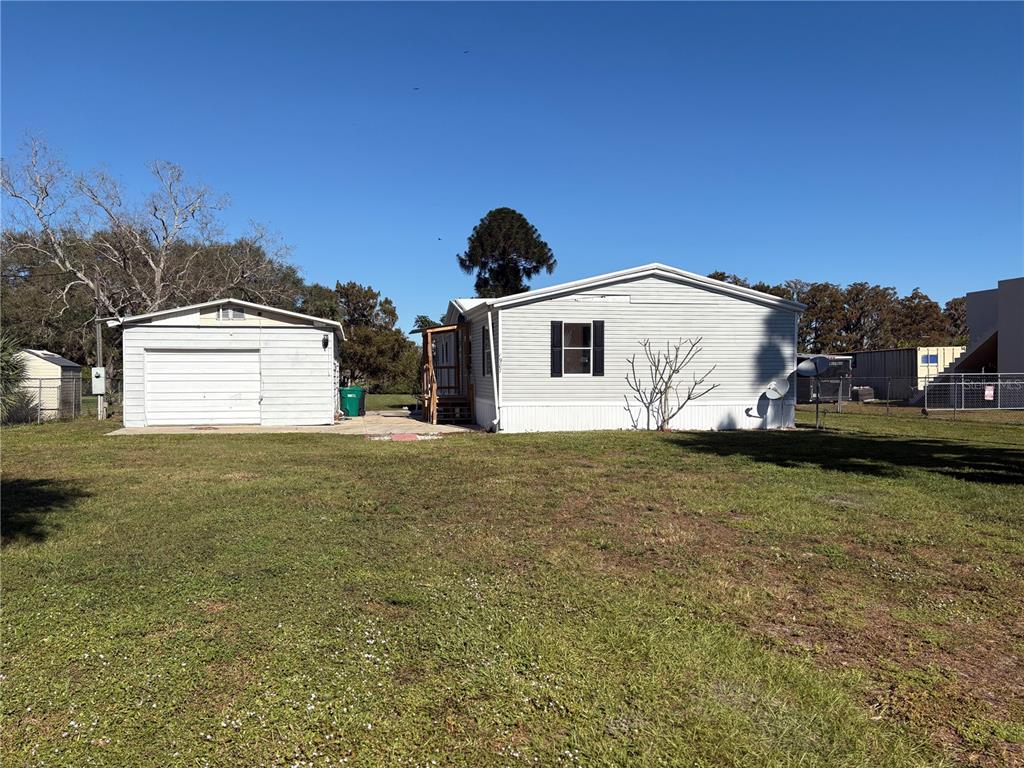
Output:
418,322,474,426
433,397,473,424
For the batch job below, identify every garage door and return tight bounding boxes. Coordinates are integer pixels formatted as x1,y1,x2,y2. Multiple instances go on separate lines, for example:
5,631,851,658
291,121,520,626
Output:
144,349,261,425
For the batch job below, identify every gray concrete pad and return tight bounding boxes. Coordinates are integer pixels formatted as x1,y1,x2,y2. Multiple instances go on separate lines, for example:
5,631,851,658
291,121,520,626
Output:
106,410,478,437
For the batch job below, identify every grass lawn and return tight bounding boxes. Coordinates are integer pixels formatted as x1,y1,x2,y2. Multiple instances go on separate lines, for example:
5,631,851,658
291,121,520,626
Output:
3,414,1022,767
364,393,417,411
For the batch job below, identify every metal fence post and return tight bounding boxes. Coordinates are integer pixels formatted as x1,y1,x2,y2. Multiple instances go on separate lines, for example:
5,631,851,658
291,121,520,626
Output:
37,379,42,424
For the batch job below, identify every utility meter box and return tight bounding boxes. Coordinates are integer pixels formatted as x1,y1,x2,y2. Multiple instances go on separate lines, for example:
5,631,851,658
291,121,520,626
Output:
91,367,106,395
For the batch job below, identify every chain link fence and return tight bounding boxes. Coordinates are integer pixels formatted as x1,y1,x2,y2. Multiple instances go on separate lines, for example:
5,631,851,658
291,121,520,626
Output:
796,373,1024,426
6,377,83,424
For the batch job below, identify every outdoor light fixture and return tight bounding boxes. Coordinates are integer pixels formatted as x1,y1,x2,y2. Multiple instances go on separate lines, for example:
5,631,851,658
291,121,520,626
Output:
322,334,329,350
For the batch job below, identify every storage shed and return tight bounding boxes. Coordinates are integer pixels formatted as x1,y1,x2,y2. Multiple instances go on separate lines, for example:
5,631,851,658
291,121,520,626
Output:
422,263,805,432
850,346,965,402
110,299,345,427
16,349,82,420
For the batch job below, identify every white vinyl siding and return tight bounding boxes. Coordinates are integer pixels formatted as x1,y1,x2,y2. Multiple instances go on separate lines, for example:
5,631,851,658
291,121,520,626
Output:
467,311,499,428
496,274,798,431
122,325,337,427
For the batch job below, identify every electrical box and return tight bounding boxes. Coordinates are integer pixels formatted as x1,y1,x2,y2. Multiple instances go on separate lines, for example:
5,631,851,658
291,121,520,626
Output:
91,367,106,395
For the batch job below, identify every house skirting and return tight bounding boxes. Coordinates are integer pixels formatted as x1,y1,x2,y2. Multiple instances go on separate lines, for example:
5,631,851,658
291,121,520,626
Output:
493,400,794,433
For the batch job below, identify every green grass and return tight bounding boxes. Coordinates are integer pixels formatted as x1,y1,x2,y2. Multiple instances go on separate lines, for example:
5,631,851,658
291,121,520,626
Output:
798,400,1024,427
3,415,1022,767
364,393,417,411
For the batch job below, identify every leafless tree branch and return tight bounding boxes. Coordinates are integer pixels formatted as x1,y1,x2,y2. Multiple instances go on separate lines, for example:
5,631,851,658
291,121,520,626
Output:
624,337,720,430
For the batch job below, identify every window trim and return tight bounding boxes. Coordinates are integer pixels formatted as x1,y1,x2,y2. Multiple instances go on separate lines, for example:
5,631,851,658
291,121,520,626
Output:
562,321,593,376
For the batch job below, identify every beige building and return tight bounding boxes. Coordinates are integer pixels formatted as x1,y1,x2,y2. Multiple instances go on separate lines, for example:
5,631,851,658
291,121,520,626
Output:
16,349,83,420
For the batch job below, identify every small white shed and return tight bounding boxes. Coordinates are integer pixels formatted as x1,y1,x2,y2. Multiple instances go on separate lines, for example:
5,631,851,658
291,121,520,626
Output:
16,349,83,420
110,299,345,427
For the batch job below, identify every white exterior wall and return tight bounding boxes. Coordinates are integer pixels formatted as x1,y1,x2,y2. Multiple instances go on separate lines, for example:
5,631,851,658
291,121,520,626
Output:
121,325,338,427
467,311,500,429
495,275,798,432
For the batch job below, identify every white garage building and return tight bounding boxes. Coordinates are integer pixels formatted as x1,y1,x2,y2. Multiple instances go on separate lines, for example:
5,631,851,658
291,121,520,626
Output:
111,299,344,427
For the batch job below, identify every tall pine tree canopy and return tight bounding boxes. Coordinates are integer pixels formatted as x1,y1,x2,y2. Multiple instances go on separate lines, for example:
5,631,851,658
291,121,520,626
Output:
457,207,556,298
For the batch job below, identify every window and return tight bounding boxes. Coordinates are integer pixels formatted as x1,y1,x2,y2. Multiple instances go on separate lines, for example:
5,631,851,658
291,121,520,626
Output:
563,322,592,375
550,320,604,377
218,306,245,321
481,327,492,376
921,353,938,365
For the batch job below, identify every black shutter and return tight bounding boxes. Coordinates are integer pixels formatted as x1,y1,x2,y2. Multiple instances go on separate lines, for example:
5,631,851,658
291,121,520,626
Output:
481,326,487,376
592,320,604,376
550,321,563,377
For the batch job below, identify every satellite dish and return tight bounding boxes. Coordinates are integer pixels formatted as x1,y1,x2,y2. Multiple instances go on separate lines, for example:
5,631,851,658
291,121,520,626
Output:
796,355,830,377
754,392,770,418
764,379,790,400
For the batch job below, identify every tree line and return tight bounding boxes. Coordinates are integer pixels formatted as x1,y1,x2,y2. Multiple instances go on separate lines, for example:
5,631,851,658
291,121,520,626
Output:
706,271,968,353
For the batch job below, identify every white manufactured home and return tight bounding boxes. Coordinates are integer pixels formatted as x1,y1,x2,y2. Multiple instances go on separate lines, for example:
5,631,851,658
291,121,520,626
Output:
110,299,344,427
420,263,805,432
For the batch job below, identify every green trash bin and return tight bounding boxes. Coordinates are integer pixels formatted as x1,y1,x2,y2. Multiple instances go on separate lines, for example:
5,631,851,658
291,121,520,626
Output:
340,386,366,417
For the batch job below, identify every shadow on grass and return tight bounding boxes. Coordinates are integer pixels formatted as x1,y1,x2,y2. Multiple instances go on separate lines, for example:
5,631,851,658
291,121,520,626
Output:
673,429,1024,486
1,478,90,545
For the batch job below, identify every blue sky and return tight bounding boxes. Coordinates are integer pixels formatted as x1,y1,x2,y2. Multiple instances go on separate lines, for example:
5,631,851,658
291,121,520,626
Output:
3,2,1022,326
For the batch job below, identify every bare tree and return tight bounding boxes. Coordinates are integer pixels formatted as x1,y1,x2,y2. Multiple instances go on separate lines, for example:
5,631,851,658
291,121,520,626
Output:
1,136,298,322
624,338,719,430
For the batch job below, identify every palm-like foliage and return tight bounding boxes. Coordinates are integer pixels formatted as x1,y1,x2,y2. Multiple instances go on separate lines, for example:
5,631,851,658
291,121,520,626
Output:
0,331,28,421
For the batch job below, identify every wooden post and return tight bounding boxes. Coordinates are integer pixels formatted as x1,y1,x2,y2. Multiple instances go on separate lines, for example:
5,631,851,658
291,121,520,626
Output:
425,330,436,425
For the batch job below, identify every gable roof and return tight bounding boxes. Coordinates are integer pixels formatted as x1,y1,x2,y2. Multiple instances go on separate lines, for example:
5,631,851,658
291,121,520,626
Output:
451,263,805,314
108,298,346,340
20,349,82,368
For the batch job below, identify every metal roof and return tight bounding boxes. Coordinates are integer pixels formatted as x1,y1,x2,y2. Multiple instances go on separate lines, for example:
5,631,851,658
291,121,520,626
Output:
446,263,805,314
21,349,82,368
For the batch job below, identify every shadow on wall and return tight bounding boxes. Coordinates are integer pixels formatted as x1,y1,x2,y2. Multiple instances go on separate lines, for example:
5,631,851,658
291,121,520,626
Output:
715,412,739,430
737,313,793,429
673,430,1024,487
1,478,90,546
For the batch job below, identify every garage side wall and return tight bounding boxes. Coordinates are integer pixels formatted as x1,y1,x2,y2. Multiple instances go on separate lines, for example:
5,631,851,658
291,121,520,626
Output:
497,275,798,432
122,325,336,427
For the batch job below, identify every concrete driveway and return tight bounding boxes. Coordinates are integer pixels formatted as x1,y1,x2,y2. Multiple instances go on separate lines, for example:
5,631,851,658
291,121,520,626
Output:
107,410,479,437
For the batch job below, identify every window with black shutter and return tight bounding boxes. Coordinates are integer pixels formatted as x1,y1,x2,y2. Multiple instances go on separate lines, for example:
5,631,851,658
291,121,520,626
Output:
481,326,492,377
592,320,604,376
550,321,563,377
